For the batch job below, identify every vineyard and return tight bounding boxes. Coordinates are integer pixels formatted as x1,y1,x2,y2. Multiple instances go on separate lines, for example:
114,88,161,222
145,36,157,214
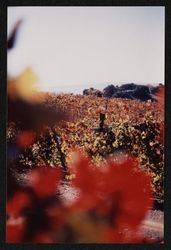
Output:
7,91,164,243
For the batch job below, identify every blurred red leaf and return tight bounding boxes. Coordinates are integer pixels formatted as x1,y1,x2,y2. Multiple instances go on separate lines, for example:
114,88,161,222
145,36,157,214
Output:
45,203,66,229
17,130,36,149
70,152,103,211
25,166,62,198
98,156,153,229
6,191,30,243
31,231,53,243
71,153,153,230
7,191,31,217
6,218,26,243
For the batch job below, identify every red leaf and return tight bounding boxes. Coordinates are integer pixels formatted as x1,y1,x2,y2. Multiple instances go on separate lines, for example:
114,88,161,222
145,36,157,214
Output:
7,191,31,217
6,218,26,243
98,156,153,229
25,166,62,198
70,152,103,211
70,152,153,230
31,231,53,243
6,191,30,243
17,130,36,149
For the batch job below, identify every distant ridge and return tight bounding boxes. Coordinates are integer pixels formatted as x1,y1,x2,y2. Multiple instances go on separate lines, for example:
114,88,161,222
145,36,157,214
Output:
41,82,163,96
83,83,164,102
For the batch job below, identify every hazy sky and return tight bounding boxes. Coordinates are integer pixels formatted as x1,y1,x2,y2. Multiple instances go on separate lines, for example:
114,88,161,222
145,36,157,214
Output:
8,7,165,92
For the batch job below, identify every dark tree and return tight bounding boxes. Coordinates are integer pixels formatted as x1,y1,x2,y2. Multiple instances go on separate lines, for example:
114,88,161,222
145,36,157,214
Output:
8,19,23,50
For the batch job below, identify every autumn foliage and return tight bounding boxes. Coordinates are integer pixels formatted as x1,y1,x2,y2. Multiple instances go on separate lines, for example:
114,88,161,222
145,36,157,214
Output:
7,75,164,243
